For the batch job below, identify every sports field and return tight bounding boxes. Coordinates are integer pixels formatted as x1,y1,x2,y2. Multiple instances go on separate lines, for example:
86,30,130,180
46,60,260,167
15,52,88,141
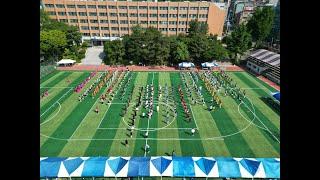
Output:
40,70,279,158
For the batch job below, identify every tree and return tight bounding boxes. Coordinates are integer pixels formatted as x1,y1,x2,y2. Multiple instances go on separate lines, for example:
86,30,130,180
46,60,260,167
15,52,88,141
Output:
65,26,82,46
225,24,252,64
247,7,275,47
103,40,125,65
169,38,190,65
40,30,68,61
188,19,208,36
123,25,146,64
188,34,210,65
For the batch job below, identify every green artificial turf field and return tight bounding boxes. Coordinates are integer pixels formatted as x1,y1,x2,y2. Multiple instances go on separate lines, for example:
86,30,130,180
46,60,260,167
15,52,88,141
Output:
40,70,280,158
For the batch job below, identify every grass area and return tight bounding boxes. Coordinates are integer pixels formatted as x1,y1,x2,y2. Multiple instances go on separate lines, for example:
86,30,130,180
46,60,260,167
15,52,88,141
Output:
40,71,280,158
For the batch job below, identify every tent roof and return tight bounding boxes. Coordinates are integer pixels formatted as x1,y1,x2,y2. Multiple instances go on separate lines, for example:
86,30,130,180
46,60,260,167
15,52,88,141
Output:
40,157,280,178
272,92,280,102
201,62,218,68
178,62,194,67
57,59,76,64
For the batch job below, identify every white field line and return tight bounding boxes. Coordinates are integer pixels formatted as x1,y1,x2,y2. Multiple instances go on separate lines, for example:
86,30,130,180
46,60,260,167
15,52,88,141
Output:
96,103,112,129
242,98,280,143
69,99,100,139
40,88,73,117
40,102,61,126
189,105,199,129
40,87,74,89
145,72,155,156
41,133,224,141
97,127,191,130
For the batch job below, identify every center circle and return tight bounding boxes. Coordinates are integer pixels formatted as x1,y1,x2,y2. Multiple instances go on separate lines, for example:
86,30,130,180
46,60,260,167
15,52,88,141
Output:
121,101,177,132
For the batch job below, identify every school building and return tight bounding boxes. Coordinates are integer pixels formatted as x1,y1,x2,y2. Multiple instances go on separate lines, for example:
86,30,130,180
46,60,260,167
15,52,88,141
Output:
41,0,227,45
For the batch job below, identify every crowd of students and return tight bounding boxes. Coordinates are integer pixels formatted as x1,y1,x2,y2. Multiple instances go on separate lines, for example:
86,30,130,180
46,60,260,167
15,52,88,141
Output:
40,89,49,99
78,72,106,102
74,71,97,93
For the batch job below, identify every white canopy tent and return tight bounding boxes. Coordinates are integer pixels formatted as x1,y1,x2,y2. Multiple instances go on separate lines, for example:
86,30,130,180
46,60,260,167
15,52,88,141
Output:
201,62,219,69
178,62,195,69
57,59,76,66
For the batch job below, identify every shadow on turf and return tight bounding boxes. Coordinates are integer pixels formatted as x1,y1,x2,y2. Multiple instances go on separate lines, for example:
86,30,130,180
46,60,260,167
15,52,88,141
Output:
260,97,280,116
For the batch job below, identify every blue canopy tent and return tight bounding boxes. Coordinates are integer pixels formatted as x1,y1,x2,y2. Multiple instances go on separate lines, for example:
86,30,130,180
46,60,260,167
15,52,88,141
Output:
271,92,280,104
178,62,195,69
40,157,280,178
201,62,218,69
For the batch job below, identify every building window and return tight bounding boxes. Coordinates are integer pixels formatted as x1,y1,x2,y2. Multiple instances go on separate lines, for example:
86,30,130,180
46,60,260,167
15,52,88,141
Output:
159,21,168,25
68,12,77,16
149,6,158,10
160,14,168,18
47,11,56,15
190,7,199,10
99,12,107,16
89,12,97,16
109,13,117,17
169,7,178,10
112,34,119,37
83,33,90,36
169,28,177,31
139,6,147,10
178,28,185,31
169,14,177,18
119,6,127,9
87,5,96,9
92,33,99,36
91,26,99,30
70,19,78,23
111,27,119,31
58,12,66,16
130,20,138,24
199,14,208,18
78,12,87,16
80,19,88,23
179,14,187,18
81,26,89,30
149,21,157,24
179,21,186,25
119,13,128,17
189,14,197,18
120,20,128,24
139,13,148,17
67,5,75,8
129,6,137,10
121,27,129,31
130,13,138,17
100,20,108,23
108,6,117,9
45,4,54,8
60,19,67,22
149,14,157,18
160,7,168,10
140,21,148,24
98,5,107,9
179,7,188,10
77,5,86,9
90,19,98,23
110,20,118,24
160,28,168,32
169,21,177,25
200,7,209,10
103,33,110,37
55,4,65,8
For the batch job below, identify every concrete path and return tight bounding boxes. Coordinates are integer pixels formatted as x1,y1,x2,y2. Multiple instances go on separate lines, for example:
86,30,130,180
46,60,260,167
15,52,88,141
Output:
81,46,105,65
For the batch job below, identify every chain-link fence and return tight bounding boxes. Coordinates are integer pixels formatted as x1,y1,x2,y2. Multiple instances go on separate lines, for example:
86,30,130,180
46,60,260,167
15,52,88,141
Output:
40,60,57,80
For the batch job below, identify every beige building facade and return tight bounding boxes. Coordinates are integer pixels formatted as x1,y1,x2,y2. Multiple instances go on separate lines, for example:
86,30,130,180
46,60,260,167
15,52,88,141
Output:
42,0,226,43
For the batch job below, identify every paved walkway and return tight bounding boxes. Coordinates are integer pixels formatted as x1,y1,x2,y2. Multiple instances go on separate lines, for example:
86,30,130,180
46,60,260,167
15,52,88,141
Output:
81,46,104,65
